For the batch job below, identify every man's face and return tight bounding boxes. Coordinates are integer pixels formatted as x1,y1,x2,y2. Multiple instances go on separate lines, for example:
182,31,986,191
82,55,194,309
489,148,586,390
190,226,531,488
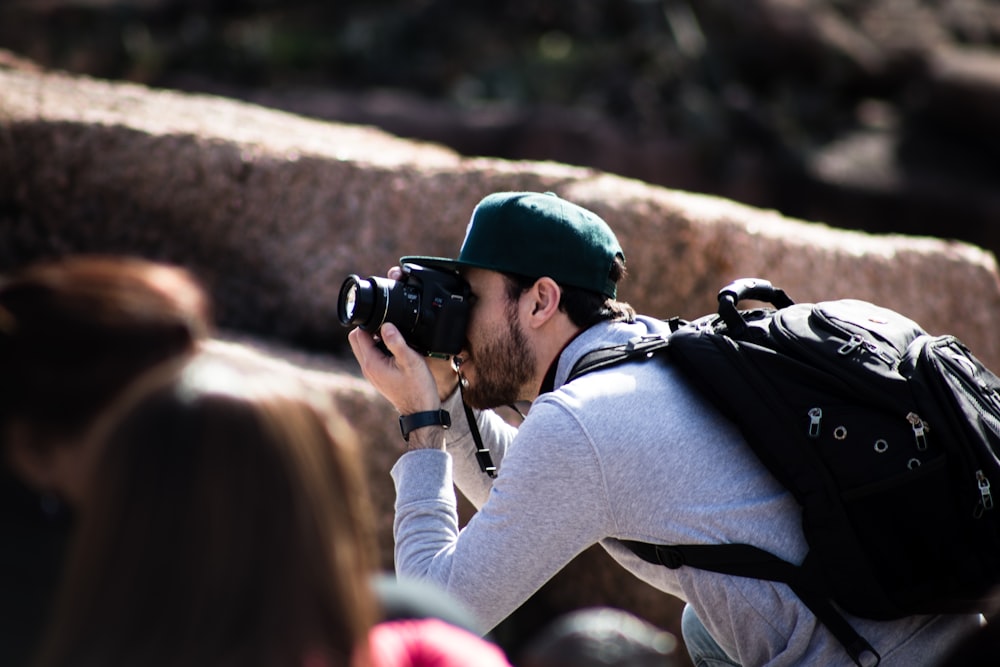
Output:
455,268,535,410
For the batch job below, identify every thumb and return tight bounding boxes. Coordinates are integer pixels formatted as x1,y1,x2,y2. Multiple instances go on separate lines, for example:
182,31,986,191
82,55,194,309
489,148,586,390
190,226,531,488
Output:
380,323,415,360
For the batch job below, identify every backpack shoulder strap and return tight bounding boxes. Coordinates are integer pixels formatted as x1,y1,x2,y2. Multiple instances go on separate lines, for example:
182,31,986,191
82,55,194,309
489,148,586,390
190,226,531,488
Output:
567,334,671,382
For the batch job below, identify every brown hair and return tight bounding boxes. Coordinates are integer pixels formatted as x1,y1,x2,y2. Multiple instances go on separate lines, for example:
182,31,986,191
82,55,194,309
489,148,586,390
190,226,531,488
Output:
502,256,635,329
35,354,379,667
0,255,211,446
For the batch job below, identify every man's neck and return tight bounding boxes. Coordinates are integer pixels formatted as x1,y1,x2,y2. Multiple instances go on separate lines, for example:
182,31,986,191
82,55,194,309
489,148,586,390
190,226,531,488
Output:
533,324,586,397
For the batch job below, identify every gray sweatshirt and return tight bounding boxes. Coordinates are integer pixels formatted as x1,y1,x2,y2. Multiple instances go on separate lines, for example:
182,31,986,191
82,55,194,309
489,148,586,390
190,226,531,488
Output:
390,315,979,666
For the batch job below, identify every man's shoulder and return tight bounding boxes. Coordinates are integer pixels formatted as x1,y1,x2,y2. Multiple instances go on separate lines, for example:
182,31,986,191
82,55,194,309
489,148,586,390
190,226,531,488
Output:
558,317,671,374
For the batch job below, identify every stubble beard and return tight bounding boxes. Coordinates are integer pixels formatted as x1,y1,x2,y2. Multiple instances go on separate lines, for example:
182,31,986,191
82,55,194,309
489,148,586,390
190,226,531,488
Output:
459,306,534,411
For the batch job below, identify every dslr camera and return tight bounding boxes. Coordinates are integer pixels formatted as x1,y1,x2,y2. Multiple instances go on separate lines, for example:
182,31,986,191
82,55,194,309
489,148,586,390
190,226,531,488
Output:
337,263,471,357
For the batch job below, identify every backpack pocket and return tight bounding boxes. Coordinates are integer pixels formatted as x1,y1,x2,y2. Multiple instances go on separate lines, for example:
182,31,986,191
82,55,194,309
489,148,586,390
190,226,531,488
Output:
838,455,956,612
807,403,933,490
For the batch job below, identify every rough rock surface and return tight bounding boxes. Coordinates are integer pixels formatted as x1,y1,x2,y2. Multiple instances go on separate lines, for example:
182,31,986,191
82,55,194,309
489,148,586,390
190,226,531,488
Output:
3,62,1000,655
3,64,999,366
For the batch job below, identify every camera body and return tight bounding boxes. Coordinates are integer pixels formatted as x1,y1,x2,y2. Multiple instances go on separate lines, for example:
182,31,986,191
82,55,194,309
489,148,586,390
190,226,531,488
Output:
337,263,470,357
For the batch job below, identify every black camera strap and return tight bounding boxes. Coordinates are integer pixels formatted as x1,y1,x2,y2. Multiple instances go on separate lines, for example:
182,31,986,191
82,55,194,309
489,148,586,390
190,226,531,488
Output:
457,380,502,478
458,383,528,480
462,397,497,478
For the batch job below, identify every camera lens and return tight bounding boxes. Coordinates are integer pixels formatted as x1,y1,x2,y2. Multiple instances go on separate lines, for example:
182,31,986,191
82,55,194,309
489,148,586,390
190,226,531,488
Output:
342,282,359,320
337,275,389,330
337,264,469,356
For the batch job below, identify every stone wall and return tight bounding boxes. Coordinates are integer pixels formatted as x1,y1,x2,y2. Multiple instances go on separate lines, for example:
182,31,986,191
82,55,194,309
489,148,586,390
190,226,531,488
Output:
3,64,999,364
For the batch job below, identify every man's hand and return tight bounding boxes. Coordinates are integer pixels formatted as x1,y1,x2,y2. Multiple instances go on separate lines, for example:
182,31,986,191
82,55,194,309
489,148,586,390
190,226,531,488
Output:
349,323,459,450
376,265,462,403
428,355,461,403
348,322,441,416
347,265,464,449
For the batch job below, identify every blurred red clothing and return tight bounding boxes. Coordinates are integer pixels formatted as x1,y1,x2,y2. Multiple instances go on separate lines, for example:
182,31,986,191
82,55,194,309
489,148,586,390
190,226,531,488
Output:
367,618,513,667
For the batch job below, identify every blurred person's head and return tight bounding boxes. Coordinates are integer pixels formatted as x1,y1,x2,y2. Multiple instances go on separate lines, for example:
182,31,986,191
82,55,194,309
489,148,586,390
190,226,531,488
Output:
0,255,211,506
518,607,680,667
35,353,379,667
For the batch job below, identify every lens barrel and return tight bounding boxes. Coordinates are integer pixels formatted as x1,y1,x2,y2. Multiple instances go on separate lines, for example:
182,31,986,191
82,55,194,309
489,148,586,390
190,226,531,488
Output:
337,273,422,334
337,275,389,330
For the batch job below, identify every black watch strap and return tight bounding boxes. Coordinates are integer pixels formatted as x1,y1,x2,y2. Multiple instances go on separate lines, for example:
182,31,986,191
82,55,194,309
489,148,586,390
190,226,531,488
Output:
399,409,451,442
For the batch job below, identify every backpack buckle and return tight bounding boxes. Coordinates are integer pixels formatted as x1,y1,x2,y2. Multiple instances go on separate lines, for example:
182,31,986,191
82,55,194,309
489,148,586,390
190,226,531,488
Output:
626,334,668,356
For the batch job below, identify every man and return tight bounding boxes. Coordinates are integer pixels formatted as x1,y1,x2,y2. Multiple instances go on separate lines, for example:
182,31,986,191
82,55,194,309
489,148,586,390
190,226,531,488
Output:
348,191,979,666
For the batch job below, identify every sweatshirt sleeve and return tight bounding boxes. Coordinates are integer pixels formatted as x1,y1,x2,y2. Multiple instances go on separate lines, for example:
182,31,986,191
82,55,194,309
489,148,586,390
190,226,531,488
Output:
390,396,616,633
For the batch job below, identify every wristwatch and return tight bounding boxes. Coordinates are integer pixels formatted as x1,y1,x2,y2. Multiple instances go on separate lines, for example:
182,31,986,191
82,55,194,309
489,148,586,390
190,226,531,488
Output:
398,409,451,442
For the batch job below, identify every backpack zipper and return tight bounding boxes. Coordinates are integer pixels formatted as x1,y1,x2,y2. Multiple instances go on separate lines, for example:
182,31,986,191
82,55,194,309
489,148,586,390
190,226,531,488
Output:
837,333,895,366
906,412,929,451
932,340,1000,517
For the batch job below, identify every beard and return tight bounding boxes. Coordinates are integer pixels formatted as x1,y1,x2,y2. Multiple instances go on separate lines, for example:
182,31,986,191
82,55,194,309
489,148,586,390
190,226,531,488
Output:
459,305,534,410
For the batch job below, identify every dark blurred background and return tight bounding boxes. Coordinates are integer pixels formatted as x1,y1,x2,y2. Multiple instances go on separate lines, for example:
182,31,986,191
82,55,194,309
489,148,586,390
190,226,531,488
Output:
3,0,1000,260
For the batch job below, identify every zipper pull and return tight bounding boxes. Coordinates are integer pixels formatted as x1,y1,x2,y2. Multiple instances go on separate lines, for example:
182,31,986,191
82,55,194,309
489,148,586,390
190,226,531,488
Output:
838,334,864,356
861,339,895,365
906,412,929,451
980,381,1000,412
807,407,822,438
976,470,994,517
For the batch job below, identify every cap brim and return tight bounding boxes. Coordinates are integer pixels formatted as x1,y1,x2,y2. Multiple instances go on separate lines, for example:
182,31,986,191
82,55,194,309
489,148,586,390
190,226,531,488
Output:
399,255,467,274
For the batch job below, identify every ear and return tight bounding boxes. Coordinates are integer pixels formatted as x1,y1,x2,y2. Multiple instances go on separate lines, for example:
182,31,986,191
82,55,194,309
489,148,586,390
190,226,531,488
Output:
522,277,562,329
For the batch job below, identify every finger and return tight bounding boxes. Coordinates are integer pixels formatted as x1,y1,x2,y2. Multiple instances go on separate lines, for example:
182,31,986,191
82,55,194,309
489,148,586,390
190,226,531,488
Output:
379,323,414,363
387,265,403,280
348,327,376,367
350,329,398,394
428,355,460,401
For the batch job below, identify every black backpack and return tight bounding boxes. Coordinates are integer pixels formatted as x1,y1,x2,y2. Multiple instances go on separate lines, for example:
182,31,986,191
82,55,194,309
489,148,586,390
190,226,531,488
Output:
568,279,1000,666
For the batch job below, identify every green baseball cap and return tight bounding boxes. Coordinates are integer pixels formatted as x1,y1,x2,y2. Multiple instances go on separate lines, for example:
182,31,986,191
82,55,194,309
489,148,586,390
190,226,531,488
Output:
401,191,625,298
